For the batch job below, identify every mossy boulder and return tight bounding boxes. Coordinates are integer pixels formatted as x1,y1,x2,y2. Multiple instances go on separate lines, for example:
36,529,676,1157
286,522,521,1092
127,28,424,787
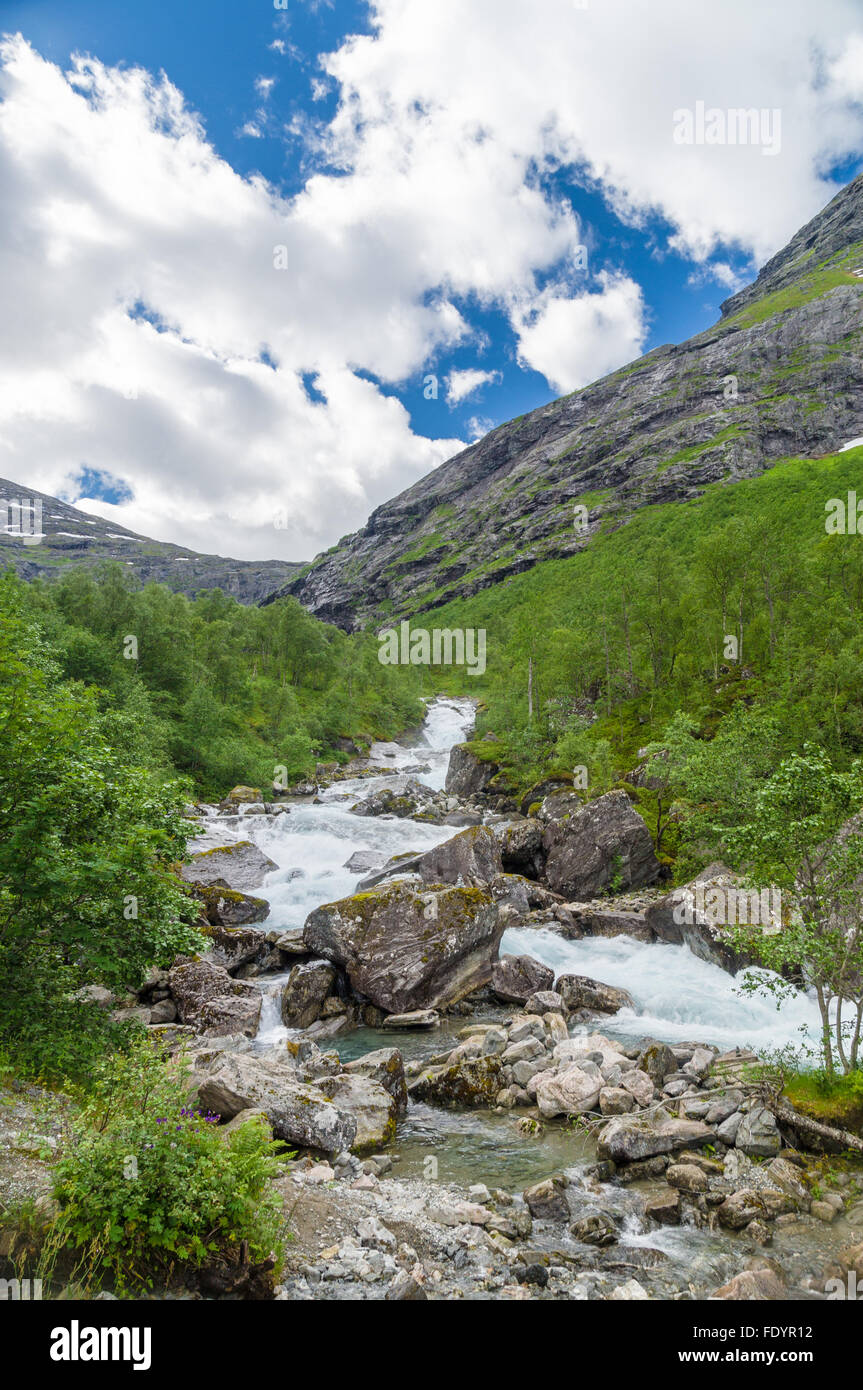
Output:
303,880,503,1013
410,1055,504,1108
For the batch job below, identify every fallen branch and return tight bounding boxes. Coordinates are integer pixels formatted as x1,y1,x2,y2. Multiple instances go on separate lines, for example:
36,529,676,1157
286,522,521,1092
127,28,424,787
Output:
766,1097,863,1155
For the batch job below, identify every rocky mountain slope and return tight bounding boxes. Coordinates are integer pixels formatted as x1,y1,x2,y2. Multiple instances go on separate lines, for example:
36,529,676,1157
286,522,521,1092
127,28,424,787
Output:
0,479,301,602
269,173,863,630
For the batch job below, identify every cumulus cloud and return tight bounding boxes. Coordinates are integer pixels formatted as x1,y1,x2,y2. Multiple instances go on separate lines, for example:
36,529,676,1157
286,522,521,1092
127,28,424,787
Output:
445,368,500,406
513,273,648,394
2,1,863,562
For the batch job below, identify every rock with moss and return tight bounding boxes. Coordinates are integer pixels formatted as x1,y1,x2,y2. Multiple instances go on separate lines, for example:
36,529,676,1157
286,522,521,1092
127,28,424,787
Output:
280,960,337,1029
197,1052,358,1154
416,825,502,886
314,1073,399,1152
188,878,270,930
343,1047,408,1114
180,840,278,894
410,1055,504,1107
303,880,504,1013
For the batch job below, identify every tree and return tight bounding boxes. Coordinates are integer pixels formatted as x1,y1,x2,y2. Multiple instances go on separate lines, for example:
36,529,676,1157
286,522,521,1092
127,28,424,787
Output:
0,577,205,1075
724,747,863,1075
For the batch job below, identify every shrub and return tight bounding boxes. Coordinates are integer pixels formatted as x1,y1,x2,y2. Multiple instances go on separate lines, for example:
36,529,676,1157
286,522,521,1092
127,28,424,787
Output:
51,1042,286,1290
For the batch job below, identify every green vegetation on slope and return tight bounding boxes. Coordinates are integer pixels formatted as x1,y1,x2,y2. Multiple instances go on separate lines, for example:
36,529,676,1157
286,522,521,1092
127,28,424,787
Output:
423,447,863,812
6,562,425,798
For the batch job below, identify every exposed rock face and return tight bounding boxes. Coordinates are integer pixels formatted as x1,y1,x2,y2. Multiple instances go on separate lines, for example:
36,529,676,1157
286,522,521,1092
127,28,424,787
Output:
303,880,504,1012
491,953,555,1003
0,478,301,601
179,841,279,894
541,790,660,898
167,961,262,1037
555,974,635,1015
280,960,337,1029
264,175,863,630
444,744,497,797
314,1073,399,1153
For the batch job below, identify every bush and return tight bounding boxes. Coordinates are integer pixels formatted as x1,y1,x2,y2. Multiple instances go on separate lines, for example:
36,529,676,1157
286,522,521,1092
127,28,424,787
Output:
51,1042,286,1290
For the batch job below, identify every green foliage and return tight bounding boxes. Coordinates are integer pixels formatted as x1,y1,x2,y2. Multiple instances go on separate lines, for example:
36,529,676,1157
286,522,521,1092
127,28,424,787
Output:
0,576,208,1077
11,562,425,797
723,748,863,1074
52,1041,286,1290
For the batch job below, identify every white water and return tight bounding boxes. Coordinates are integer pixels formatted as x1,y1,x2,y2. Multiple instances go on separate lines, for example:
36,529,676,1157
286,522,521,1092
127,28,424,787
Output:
236,697,477,932
211,695,823,1061
502,925,825,1056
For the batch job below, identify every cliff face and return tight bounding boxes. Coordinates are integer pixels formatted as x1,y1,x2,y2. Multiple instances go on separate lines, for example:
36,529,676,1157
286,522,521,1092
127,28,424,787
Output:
267,174,863,631
0,480,301,603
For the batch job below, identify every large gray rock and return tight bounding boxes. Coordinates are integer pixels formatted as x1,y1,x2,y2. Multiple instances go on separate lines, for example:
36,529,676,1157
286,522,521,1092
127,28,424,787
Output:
493,818,545,878
343,1048,408,1115
197,1053,357,1153
314,1073,399,1152
188,879,270,929
597,1112,714,1164
735,1104,782,1157
179,840,278,893
645,863,761,974
491,953,554,1003
410,1056,504,1107
541,791,660,899
534,1064,603,1118
280,959,337,1029
417,826,502,886
167,961,262,1037
303,880,503,1013
445,743,497,797
556,974,635,1015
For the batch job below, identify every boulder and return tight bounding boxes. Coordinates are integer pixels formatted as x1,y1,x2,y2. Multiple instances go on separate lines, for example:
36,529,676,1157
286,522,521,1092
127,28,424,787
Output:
188,880,270,929
523,1176,570,1221
492,954,555,1003
637,1040,678,1087
445,743,497,797
712,1267,786,1300
225,785,262,804
381,1009,440,1030
410,1056,504,1107
645,863,760,974
716,1189,797,1230
205,921,267,968
525,990,565,1015
417,826,503,886
556,974,635,1015
303,880,503,1013
535,1063,603,1118
645,1190,680,1225
343,1048,408,1115
597,1113,714,1164
280,960,337,1029
565,906,654,942
315,1073,400,1152
167,961,261,1037
197,1053,357,1153
541,791,660,899
735,1105,782,1157
179,841,278,893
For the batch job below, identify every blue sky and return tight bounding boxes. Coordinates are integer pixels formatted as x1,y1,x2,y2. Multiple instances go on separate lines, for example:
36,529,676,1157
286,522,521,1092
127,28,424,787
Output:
1,1,862,558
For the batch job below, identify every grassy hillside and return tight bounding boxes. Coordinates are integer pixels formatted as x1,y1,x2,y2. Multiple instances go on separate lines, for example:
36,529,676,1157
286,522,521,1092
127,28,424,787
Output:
420,447,863,862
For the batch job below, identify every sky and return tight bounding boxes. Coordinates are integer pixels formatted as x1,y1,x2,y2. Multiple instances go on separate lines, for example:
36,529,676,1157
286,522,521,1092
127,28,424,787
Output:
1,0,863,562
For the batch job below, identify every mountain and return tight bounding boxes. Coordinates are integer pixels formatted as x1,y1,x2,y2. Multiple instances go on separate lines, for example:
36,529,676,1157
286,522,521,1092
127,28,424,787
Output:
0,479,302,603
268,173,863,631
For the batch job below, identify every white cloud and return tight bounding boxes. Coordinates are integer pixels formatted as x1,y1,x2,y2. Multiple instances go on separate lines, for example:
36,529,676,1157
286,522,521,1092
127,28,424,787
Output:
513,273,648,393
445,368,500,405
238,121,263,139
255,75,276,99
2,3,863,563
